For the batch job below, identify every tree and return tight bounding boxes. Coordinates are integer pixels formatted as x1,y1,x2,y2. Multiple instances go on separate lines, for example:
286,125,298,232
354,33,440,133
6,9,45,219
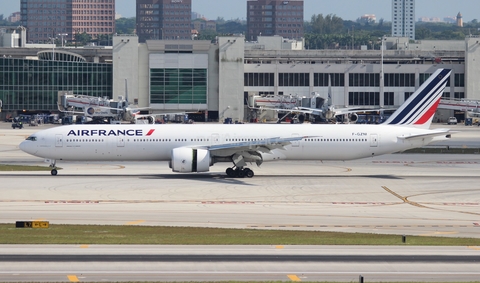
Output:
415,27,432,39
464,19,480,34
378,18,385,29
197,29,218,42
438,30,465,40
96,34,113,46
75,32,92,46
115,17,136,34
310,14,344,35
217,21,246,35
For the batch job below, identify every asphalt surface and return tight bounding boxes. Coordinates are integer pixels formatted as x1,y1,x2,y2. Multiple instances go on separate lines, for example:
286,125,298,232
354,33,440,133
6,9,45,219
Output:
1,122,480,282
0,245,479,282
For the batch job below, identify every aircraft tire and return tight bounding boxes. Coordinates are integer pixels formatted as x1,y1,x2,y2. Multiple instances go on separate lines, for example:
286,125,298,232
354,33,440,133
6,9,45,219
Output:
226,167,235,177
244,169,254,178
51,169,58,176
237,169,245,178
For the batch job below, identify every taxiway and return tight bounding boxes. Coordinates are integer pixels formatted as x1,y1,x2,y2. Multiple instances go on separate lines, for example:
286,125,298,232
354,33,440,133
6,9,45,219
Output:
1,122,480,282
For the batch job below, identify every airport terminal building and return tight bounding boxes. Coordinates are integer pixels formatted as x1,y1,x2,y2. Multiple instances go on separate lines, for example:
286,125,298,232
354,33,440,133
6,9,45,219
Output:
112,34,479,122
0,54,112,113
1,31,480,123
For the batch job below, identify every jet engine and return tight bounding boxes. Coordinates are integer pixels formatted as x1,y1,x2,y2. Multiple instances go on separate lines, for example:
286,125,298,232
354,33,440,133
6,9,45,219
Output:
170,148,211,173
349,113,358,123
147,116,155,124
297,114,306,123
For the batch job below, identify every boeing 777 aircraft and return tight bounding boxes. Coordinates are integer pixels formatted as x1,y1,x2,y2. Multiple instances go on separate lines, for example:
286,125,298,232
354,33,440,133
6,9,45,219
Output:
20,69,452,177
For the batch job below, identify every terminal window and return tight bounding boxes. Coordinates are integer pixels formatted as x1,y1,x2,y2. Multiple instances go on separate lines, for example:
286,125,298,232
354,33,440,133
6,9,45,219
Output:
150,68,207,104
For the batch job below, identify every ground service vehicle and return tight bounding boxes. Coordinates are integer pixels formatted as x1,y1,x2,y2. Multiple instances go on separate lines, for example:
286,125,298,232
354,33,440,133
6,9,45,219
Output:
11,120,23,129
448,117,458,125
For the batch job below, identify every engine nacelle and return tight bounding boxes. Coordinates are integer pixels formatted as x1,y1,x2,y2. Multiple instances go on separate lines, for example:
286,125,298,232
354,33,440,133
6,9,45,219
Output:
170,148,211,173
349,113,358,122
297,114,305,123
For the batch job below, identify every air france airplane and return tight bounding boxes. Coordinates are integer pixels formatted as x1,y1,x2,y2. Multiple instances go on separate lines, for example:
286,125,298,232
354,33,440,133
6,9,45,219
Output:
20,69,453,177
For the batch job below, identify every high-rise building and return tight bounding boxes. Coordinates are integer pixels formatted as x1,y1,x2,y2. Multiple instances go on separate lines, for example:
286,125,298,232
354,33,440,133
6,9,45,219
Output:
8,12,21,23
247,0,304,41
136,0,192,43
20,0,116,44
456,12,463,27
391,0,415,40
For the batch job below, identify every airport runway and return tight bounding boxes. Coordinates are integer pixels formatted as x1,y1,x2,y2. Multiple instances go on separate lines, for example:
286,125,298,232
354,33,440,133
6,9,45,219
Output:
1,245,480,282
1,122,480,282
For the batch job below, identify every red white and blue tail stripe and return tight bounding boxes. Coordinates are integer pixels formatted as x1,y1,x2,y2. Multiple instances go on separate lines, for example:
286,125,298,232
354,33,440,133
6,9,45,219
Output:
383,69,451,128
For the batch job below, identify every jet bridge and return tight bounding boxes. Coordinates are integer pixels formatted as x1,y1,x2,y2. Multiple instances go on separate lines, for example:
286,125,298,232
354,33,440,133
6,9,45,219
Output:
58,91,127,123
439,98,480,120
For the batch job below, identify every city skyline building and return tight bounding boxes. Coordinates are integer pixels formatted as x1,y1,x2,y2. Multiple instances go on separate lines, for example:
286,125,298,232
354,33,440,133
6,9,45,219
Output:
8,12,21,23
20,0,115,43
247,0,304,41
391,0,415,40
456,12,463,27
136,0,192,43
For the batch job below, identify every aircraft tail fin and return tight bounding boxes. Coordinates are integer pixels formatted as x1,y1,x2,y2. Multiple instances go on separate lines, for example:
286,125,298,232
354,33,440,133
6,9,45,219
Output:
383,68,451,129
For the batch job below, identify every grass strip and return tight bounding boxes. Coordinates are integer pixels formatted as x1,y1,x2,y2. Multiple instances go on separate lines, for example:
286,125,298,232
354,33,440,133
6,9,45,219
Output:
0,164,53,171
1,224,480,245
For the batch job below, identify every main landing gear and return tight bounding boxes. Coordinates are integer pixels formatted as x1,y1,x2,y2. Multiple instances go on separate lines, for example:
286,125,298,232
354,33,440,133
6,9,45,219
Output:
225,167,254,178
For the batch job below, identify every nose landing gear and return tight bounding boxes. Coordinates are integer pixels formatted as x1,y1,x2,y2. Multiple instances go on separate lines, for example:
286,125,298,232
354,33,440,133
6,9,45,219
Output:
49,160,58,176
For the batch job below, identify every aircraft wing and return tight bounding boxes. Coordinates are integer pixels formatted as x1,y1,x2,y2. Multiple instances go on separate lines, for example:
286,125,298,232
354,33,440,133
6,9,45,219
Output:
203,135,314,167
191,136,305,157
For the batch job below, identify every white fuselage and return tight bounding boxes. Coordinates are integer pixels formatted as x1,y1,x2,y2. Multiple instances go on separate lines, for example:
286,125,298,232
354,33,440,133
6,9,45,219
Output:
20,124,446,163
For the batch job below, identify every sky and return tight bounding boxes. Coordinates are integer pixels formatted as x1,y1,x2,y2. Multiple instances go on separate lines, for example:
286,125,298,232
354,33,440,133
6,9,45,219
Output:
0,0,477,22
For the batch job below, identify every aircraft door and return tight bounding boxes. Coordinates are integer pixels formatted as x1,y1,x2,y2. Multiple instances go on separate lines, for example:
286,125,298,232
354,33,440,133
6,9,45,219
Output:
370,134,378,147
117,136,125,147
291,133,300,147
211,133,220,145
55,134,63,147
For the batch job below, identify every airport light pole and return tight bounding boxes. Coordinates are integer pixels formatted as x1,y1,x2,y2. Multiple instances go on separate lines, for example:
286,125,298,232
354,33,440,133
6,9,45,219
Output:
48,36,56,60
58,33,68,47
352,25,354,50
380,35,386,106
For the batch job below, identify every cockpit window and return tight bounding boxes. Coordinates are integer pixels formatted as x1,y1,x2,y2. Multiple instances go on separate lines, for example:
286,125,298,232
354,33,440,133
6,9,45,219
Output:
26,136,37,141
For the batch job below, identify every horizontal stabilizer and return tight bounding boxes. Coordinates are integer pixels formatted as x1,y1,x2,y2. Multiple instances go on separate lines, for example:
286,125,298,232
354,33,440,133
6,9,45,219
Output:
397,129,452,140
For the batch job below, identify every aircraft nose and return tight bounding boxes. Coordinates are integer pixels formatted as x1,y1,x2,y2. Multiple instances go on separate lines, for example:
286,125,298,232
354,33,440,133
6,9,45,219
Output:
19,140,35,155
19,140,28,152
